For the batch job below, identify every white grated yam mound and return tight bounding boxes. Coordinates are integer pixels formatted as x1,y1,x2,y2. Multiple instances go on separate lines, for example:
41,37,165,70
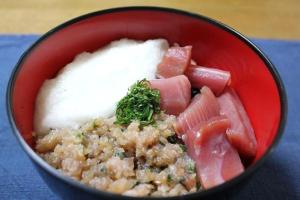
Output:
34,39,169,135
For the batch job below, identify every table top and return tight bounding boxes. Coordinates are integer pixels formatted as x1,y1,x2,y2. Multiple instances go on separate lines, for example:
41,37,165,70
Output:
1,0,300,39
0,2,300,199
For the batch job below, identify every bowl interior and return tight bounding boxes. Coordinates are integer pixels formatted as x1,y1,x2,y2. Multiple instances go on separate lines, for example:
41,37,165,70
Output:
10,8,281,164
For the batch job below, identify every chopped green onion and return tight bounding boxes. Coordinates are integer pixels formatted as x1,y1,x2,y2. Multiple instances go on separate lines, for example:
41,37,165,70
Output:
115,79,160,126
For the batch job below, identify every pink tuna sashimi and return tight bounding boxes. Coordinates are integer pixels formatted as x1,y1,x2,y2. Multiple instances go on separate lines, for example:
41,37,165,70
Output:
186,116,244,189
156,46,192,78
174,86,219,136
218,88,257,158
185,65,231,96
150,75,191,116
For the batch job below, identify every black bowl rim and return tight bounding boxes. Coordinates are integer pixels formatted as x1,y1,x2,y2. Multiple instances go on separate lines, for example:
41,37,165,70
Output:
6,6,287,200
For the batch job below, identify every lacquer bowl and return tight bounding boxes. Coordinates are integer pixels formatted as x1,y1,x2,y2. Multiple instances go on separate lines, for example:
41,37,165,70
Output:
6,6,287,200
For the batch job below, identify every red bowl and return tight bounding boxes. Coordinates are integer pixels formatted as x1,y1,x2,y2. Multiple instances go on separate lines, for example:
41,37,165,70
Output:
6,6,287,200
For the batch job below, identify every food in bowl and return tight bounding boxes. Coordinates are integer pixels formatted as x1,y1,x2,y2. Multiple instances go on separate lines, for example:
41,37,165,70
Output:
36,113,197,196
34,38,257,196
34,39,168,134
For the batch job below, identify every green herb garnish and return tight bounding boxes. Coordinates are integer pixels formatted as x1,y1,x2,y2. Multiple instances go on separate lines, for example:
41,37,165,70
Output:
187,160,195,174
167,174,173,183
99,165,107,174
114,150,126,159
179,144,187,152
74,131,84,140
115,79,160,126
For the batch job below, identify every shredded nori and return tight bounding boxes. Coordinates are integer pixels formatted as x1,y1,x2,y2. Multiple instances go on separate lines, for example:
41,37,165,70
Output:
191,88,200,97
115,79,160,126
167,135,184,144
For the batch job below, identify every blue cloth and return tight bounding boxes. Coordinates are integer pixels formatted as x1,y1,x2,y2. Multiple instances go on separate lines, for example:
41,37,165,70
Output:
0,35,299,200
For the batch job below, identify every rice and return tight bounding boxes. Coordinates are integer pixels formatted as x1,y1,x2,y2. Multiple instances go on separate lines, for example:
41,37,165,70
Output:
35,113,199,196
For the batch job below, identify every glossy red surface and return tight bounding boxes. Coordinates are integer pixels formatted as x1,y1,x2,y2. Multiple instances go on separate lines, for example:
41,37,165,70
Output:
11,9,281,164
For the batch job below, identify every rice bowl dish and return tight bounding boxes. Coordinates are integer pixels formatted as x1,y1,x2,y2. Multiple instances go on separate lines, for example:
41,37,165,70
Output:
34,38,257,196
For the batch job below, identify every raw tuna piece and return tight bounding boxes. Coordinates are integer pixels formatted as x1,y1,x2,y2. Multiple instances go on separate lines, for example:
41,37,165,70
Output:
150,75,191,115
185,65,231,96
185,116,244,189
218,88,257,157
174,86,219,135
156,46,192,78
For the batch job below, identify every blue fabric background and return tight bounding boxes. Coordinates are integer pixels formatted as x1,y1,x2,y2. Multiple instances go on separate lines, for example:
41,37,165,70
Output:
0,35,299,200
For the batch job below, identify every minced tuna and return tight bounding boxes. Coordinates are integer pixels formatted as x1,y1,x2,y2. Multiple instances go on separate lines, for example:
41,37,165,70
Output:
35,113,199,197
